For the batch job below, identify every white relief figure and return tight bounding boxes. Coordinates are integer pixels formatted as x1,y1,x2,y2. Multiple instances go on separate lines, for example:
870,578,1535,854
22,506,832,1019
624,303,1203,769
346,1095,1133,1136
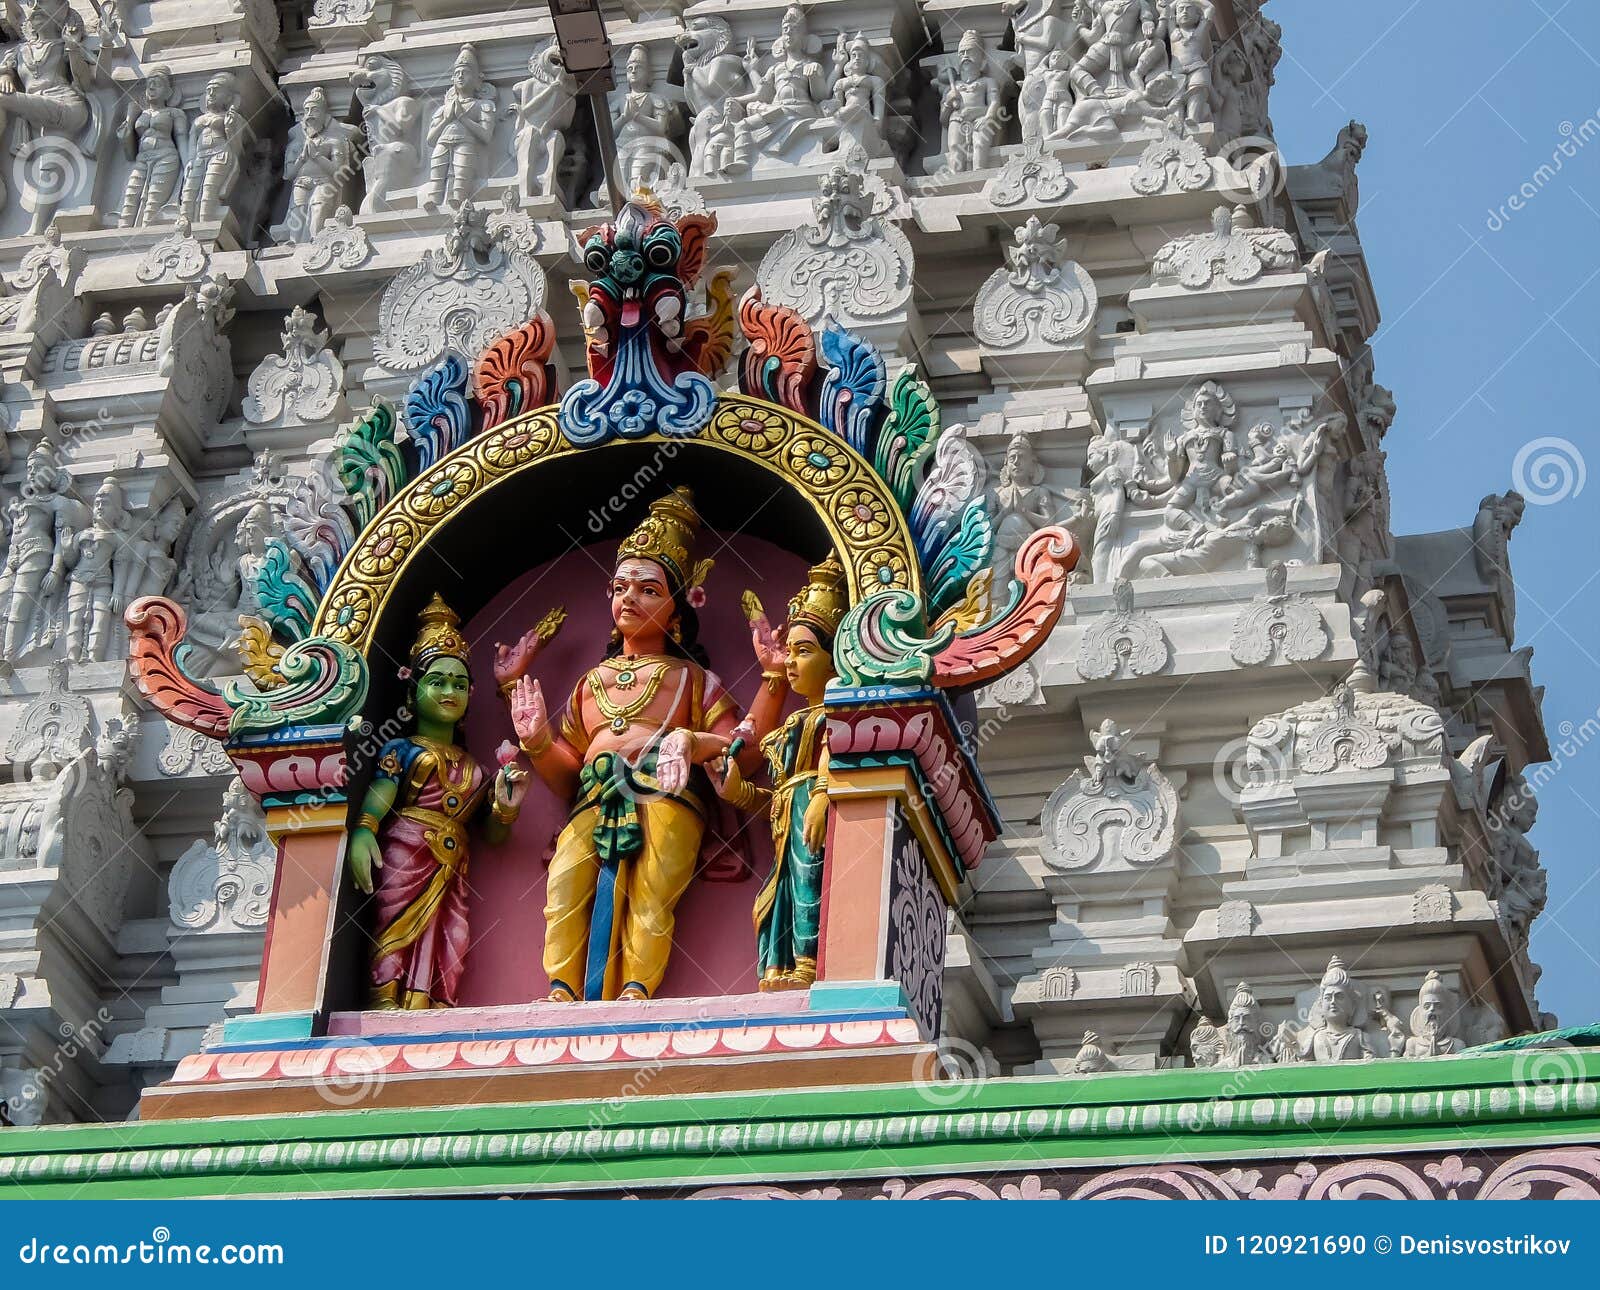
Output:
1402,971,1466,1058
1275,956,1376,1064
509,38,576,206
611,45,678,192
937,31,1007,176
62,477,128,662
822,32,888,160
350,52,421,213
0,440,83,671
1058,0,1173,139
116,63,184,227
424,44,496,213
178,71,248,223
1006,0,1094,142
1167,0,1219,129
273,86,360,243
742,3,832,170
988,431,1054,578
0,0,98,229
678,15,752,180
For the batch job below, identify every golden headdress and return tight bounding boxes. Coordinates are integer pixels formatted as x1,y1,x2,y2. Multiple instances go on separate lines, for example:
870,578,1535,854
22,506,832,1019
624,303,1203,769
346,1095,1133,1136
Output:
615,486,713,593
786,552,848,643
409,593,470,675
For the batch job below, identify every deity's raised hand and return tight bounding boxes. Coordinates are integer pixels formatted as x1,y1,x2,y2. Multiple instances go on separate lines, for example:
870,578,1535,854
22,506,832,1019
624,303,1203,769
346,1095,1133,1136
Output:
493,606,566,689
509,674,550,751
741,590,787,675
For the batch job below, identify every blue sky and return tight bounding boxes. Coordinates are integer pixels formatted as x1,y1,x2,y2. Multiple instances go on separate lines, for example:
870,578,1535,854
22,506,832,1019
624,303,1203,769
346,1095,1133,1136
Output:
1270,2,1599,1025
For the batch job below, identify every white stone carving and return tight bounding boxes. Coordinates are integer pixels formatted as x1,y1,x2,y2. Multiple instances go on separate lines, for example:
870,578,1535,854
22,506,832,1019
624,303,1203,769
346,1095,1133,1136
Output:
0,971,18,1009
741,3,834,173
243,306,345,429
1121,961,1157,996
424,44,497,213
888,831,944,1038
975,216,1098,350
179,71,249,222
1412,884,1454,925
510,39,577,206
273,87,361,243
821,32,890,161
1490,768,1545,951
1228,562,1329,665
1274,955,1377,1064
1071,1030,1117,1074
1191,981,1273,1068
1057,0,1175,140
135,214,208,283
1040,963,1077,1000
36,715,146,937
611,44,680,193
116,63,184,227
935,31,1007,175
4,660,91,780
1248,680,1445,780
1131,127,1210,195
988,431,1053,579
1400,971,1467,1057
680,15,753,181
309,0,373,27
1042,719,1179,870
1152,205,1299,288
1473,490,1525,639
302,205,370,272
984,137,1075,208
169,777,275,932
351,53,421,213
755,161,912,333
373,202,547,373
0,1068,45,1126
0,440,84,670
981,659,1042,709
1094,383,1339,580
157,723,233,778
1077,578,1170,680
62,476,137,663
1216,899,1255,938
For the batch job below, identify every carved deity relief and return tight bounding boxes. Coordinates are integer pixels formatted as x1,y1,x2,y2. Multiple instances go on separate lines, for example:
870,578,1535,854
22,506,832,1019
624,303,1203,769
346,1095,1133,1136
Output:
350,52,421,213
0,439,84,672
423,44,496,213
935,31,1007,176
1042,718,1178,870
272,87,360,243
169,777,275,933
510,38,577,207
116,63,184,227
1190,981,1273,1069
1085,381,1340,581
679,15,753,181
0,0,112,234
611,44,679,194
740,3,834,172
178,71,249,223
821,32,890,161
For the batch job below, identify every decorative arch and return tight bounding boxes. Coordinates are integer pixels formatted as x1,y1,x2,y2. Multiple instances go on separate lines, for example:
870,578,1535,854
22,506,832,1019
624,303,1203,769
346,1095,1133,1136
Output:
310,393,925,653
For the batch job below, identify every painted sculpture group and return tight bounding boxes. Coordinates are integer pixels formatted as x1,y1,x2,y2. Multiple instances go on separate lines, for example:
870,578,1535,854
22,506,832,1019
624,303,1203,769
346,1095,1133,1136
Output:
123,191,1075,1023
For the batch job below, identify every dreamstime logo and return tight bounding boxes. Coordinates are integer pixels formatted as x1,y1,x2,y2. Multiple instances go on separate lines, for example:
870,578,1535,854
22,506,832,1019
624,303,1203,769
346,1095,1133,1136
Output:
12,136,89,215
1210,733,1284,807
1215,135,1286,203
909,1035,991,1106
1510,1041,1588,1102
1512,437,1585,506
312,1038,389,1107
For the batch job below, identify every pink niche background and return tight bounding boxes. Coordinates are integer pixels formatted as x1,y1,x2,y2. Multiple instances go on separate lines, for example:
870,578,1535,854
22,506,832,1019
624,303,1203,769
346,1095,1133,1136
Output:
454,531,809,1005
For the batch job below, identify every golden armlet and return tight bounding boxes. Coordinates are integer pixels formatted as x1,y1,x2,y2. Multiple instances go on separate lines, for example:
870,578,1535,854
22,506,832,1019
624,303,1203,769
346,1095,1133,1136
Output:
520,731,553,758
490,798,520,824
355,812,385,834
761,670,785,695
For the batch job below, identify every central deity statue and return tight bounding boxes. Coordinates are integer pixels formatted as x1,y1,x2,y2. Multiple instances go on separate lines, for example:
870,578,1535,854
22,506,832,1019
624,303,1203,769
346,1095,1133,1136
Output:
501,487,786,1002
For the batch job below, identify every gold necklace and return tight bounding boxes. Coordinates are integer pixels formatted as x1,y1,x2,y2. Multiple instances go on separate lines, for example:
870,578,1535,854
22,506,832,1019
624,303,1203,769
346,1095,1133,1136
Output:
599,653,671,692
587,663,669,734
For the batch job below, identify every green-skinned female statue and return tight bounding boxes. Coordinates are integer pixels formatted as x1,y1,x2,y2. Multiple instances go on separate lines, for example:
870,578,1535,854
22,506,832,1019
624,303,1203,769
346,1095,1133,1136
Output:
717,554,848,991
348,594,532,1009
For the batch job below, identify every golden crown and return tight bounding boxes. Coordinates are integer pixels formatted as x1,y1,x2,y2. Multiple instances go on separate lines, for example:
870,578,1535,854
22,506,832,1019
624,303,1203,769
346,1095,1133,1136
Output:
615,486,712,591
786,552,848,642
409,592,470,674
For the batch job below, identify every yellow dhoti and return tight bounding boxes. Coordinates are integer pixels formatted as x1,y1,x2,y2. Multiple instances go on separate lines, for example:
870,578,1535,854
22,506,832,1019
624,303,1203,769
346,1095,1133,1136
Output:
543,750,706,1000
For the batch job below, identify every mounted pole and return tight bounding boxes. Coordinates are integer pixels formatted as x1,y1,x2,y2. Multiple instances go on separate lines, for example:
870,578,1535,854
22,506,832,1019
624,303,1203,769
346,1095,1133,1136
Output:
544,0,623,213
